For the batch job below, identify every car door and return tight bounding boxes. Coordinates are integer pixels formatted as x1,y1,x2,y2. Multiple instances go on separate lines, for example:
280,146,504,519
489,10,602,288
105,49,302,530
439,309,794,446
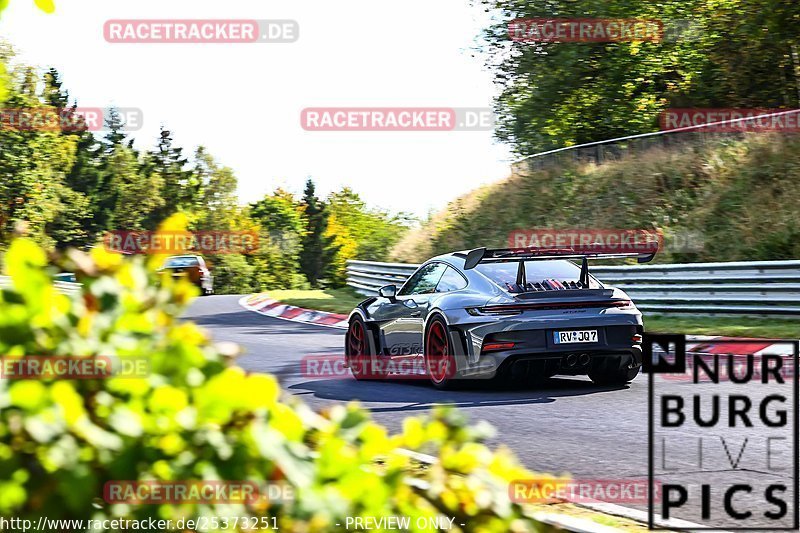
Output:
383,262,448,355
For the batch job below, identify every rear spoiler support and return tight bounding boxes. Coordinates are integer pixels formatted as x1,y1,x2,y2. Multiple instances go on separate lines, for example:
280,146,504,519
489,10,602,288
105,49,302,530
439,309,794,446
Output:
579,256,589,288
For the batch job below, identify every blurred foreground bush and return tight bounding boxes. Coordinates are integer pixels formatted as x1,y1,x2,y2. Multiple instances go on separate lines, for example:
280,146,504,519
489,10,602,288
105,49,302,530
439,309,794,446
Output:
0,239,551,532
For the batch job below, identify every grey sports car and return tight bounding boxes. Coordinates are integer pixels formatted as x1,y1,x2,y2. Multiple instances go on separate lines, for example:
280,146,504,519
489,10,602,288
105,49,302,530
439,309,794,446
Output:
345,246,655,389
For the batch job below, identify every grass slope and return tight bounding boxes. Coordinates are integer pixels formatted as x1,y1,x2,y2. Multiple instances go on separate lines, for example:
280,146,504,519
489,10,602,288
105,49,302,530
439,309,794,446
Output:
391,133,800,265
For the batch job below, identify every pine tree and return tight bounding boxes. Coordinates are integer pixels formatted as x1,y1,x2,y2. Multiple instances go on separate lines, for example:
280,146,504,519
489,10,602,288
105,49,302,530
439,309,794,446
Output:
192,146,238,230
299,179,337,288
106,145,164,230
145,126,195,227
42,67,69,108
103,107,127,150
41,68,102,245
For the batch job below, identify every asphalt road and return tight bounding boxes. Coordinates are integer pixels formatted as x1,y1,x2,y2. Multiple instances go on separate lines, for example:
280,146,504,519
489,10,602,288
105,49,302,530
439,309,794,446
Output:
185,295,798,529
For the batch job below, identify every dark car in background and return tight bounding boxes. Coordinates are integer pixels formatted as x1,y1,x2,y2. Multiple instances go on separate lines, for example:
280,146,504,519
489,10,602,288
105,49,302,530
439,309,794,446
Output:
159,255,213,295
345,246,655,389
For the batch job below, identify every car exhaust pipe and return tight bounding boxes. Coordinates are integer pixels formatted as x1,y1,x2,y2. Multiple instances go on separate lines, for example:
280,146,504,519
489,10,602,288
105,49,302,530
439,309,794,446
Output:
564,354,578,368
579,353,591,366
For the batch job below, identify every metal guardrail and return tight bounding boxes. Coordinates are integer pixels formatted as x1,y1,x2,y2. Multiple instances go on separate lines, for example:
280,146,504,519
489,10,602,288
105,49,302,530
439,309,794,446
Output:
346,259,800,317
509,108,800,173
0,275,82,295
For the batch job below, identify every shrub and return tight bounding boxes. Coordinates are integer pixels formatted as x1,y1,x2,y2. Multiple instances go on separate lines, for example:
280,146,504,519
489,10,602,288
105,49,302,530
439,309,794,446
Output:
0,238,551,531
210,253,257,294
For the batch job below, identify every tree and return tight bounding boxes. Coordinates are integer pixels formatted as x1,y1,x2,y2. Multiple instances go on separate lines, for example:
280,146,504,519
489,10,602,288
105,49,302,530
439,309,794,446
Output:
145,126,196,227
45,183,92,249
481,0,800,155
0,56,78,250
103,107,127,150
325,188,411,286
298,179,337,288
105,146,164,230
42,67,69,108
41,67,101,247
188,147,238,231
249,189,308,290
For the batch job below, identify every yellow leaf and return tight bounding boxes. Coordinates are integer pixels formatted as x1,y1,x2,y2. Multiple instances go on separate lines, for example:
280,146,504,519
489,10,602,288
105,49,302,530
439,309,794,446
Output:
51,381,85,425
402,417,424,448
34,0,55,13
90,245,123,272
148,385,188,413
0,62,8,102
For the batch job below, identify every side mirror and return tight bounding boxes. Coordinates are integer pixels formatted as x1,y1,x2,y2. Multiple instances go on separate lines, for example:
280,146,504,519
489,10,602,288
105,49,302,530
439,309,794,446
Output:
378,284,397,301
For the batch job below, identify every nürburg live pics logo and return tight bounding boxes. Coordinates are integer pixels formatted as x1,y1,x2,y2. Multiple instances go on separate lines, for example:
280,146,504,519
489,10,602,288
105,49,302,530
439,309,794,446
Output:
645,334,799,530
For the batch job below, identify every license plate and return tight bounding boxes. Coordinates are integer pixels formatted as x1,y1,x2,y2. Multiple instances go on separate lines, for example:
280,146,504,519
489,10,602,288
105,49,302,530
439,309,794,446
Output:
553,330,597,344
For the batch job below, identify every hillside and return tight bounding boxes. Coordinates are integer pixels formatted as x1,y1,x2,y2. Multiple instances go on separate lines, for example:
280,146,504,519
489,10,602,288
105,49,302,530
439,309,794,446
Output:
391,134,800,264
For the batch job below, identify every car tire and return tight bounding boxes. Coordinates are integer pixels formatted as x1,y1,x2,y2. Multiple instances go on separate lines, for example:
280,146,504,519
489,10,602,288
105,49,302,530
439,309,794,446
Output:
589,364,640,386
345,316,383,381
424,316,459,390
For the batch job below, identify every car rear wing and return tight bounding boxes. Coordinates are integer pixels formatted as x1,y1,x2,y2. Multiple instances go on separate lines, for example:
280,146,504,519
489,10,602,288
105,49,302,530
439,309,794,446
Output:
462,245,657,291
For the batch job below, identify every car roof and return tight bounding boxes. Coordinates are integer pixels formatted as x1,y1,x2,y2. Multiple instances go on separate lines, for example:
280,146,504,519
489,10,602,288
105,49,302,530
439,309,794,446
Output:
427,252,466,269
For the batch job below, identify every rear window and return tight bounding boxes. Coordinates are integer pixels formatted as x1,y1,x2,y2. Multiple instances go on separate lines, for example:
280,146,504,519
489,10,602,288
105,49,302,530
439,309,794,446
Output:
164,256,200,268
475,260,598,292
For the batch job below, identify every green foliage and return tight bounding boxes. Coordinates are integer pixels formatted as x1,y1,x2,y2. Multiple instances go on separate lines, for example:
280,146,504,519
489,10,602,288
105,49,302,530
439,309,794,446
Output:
0,56,79,251
326,188,411,287
44,182,92,249
250,188,305,235
299,179,337,288
191,147,239,231
247,189,307,290
106,145,165,230
482,0,800,155
144,127,196,228
208,254,257,294
0,239,550,531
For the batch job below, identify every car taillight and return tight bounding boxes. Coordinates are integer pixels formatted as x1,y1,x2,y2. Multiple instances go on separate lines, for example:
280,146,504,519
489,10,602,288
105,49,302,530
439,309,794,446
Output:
614,300,634,309
482,342,515,352
468,300,633,315
632,334,643,343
